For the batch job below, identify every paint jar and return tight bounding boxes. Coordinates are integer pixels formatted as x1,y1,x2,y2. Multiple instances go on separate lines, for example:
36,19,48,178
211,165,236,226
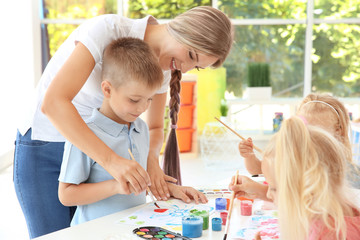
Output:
240,200,253,216
226,198,230,210
212,217,222,231
182,216,203,238
215,197,227,211
273,112,283,132
220,211,228,225
190,209,209,230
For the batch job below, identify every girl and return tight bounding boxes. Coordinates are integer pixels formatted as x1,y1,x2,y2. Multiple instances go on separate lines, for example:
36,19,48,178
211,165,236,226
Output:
235,93,359,199
14,6,233,238
259,116,360,239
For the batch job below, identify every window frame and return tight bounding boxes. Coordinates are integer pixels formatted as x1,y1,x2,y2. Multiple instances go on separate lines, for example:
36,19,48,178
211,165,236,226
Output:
36,0,360,97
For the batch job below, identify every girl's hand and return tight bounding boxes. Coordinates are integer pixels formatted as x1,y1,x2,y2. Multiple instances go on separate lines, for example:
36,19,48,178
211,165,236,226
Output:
239,137,262,175
254,231,262,240
167,183,208,204
229,175,270,201
238,137,255,158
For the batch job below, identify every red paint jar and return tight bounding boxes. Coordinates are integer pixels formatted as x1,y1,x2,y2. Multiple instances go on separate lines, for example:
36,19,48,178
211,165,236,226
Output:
240,200,253,216
220,211,228,225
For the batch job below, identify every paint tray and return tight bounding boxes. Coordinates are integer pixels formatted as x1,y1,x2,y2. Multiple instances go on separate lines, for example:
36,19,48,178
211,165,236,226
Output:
133,226,191,240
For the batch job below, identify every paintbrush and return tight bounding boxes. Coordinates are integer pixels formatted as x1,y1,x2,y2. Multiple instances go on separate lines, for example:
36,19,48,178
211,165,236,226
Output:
214,117,263,153
127,149,160,209
223,170,239,240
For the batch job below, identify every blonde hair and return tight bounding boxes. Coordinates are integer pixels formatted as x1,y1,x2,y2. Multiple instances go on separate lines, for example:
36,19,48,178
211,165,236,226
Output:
264,116,358,240
102,37,163,89
297,93,352,162
167,6,233,67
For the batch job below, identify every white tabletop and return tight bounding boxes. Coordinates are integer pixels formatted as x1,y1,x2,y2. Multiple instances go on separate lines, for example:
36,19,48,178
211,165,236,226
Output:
34,198,247,240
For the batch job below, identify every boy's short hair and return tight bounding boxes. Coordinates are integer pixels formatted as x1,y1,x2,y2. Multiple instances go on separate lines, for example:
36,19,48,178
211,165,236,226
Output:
102,37,163,89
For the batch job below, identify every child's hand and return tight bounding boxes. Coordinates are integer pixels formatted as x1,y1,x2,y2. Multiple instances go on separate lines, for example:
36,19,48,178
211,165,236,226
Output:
229,175,269,201
254,231,262,240
111,179,136,195
167,183,208,204
238,137,255,158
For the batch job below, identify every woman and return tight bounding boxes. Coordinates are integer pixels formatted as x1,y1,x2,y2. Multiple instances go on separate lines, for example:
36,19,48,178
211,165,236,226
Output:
14,6,233,238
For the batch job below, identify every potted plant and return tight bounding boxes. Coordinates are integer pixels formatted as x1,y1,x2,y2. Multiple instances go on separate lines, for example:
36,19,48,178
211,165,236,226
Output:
220,98,229,121
243,62,272,100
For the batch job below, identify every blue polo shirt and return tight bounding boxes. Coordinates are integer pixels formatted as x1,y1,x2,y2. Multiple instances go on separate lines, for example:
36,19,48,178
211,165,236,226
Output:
59,108,148,226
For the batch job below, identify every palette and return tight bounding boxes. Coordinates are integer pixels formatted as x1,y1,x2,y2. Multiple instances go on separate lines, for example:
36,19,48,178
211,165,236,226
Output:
197,187,232,197
133,226,191,240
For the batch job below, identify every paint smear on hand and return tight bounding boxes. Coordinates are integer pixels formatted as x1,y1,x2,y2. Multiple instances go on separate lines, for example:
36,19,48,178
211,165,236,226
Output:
154,208,168,213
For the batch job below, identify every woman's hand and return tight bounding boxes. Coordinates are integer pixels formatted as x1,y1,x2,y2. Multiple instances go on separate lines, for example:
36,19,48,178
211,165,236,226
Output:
106,155,151,195
145,92,177,201
167,183,208,204
229,175,270,201
147,157,177,200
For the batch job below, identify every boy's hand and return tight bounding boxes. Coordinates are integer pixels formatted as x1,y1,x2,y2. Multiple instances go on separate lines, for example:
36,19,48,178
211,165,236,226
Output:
238,137,255,158
111,179,136,195
167,183,208,204
229,175,270,201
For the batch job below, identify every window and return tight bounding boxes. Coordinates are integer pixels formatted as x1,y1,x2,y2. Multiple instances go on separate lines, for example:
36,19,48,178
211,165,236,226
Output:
39,0,360,98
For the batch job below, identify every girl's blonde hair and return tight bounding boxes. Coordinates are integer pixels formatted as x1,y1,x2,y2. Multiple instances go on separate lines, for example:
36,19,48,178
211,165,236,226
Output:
167,6,233,67
297,93,351,160
264,116,357,240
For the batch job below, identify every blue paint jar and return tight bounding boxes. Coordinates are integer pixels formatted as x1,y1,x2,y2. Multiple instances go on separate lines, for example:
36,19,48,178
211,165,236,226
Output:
212,217,222,231
215,197,227,210
182,216,203,238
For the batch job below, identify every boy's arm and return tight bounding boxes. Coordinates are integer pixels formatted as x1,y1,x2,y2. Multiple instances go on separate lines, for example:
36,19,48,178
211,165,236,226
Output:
167,183,208,204
59,180,120,206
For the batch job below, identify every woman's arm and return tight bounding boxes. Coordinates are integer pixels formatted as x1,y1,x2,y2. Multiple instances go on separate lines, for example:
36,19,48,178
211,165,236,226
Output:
58,180,119,206
145,92,177,200
42,42,150,195
167,183,208,204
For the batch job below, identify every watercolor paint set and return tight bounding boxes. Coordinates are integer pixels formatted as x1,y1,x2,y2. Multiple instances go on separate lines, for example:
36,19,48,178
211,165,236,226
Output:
133,226,191,240
196,187,232,197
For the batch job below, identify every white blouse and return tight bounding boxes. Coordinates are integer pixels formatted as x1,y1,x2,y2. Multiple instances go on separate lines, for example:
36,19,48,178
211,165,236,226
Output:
19,14,171,141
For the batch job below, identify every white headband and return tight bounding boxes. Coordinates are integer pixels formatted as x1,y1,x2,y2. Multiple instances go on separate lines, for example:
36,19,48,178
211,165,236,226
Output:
302,100,340,119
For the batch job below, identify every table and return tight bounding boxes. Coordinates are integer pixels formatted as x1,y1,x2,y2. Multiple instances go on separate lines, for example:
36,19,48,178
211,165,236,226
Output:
34,199,245,240
33,188,360,240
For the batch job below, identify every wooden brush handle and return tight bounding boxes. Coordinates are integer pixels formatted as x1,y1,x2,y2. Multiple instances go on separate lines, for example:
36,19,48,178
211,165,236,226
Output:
214,117,263,153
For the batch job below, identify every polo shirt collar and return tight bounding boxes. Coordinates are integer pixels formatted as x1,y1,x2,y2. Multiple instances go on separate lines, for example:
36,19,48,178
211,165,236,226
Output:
90,109,141,137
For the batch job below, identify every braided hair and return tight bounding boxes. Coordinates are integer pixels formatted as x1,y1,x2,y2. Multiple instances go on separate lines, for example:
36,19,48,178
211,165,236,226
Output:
163,70,182,185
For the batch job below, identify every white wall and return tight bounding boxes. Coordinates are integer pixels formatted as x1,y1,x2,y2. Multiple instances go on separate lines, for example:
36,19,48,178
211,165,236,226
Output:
0,0,41,166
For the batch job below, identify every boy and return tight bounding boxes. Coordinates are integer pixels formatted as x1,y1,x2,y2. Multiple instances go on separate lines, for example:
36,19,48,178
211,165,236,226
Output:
58,38,207,226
